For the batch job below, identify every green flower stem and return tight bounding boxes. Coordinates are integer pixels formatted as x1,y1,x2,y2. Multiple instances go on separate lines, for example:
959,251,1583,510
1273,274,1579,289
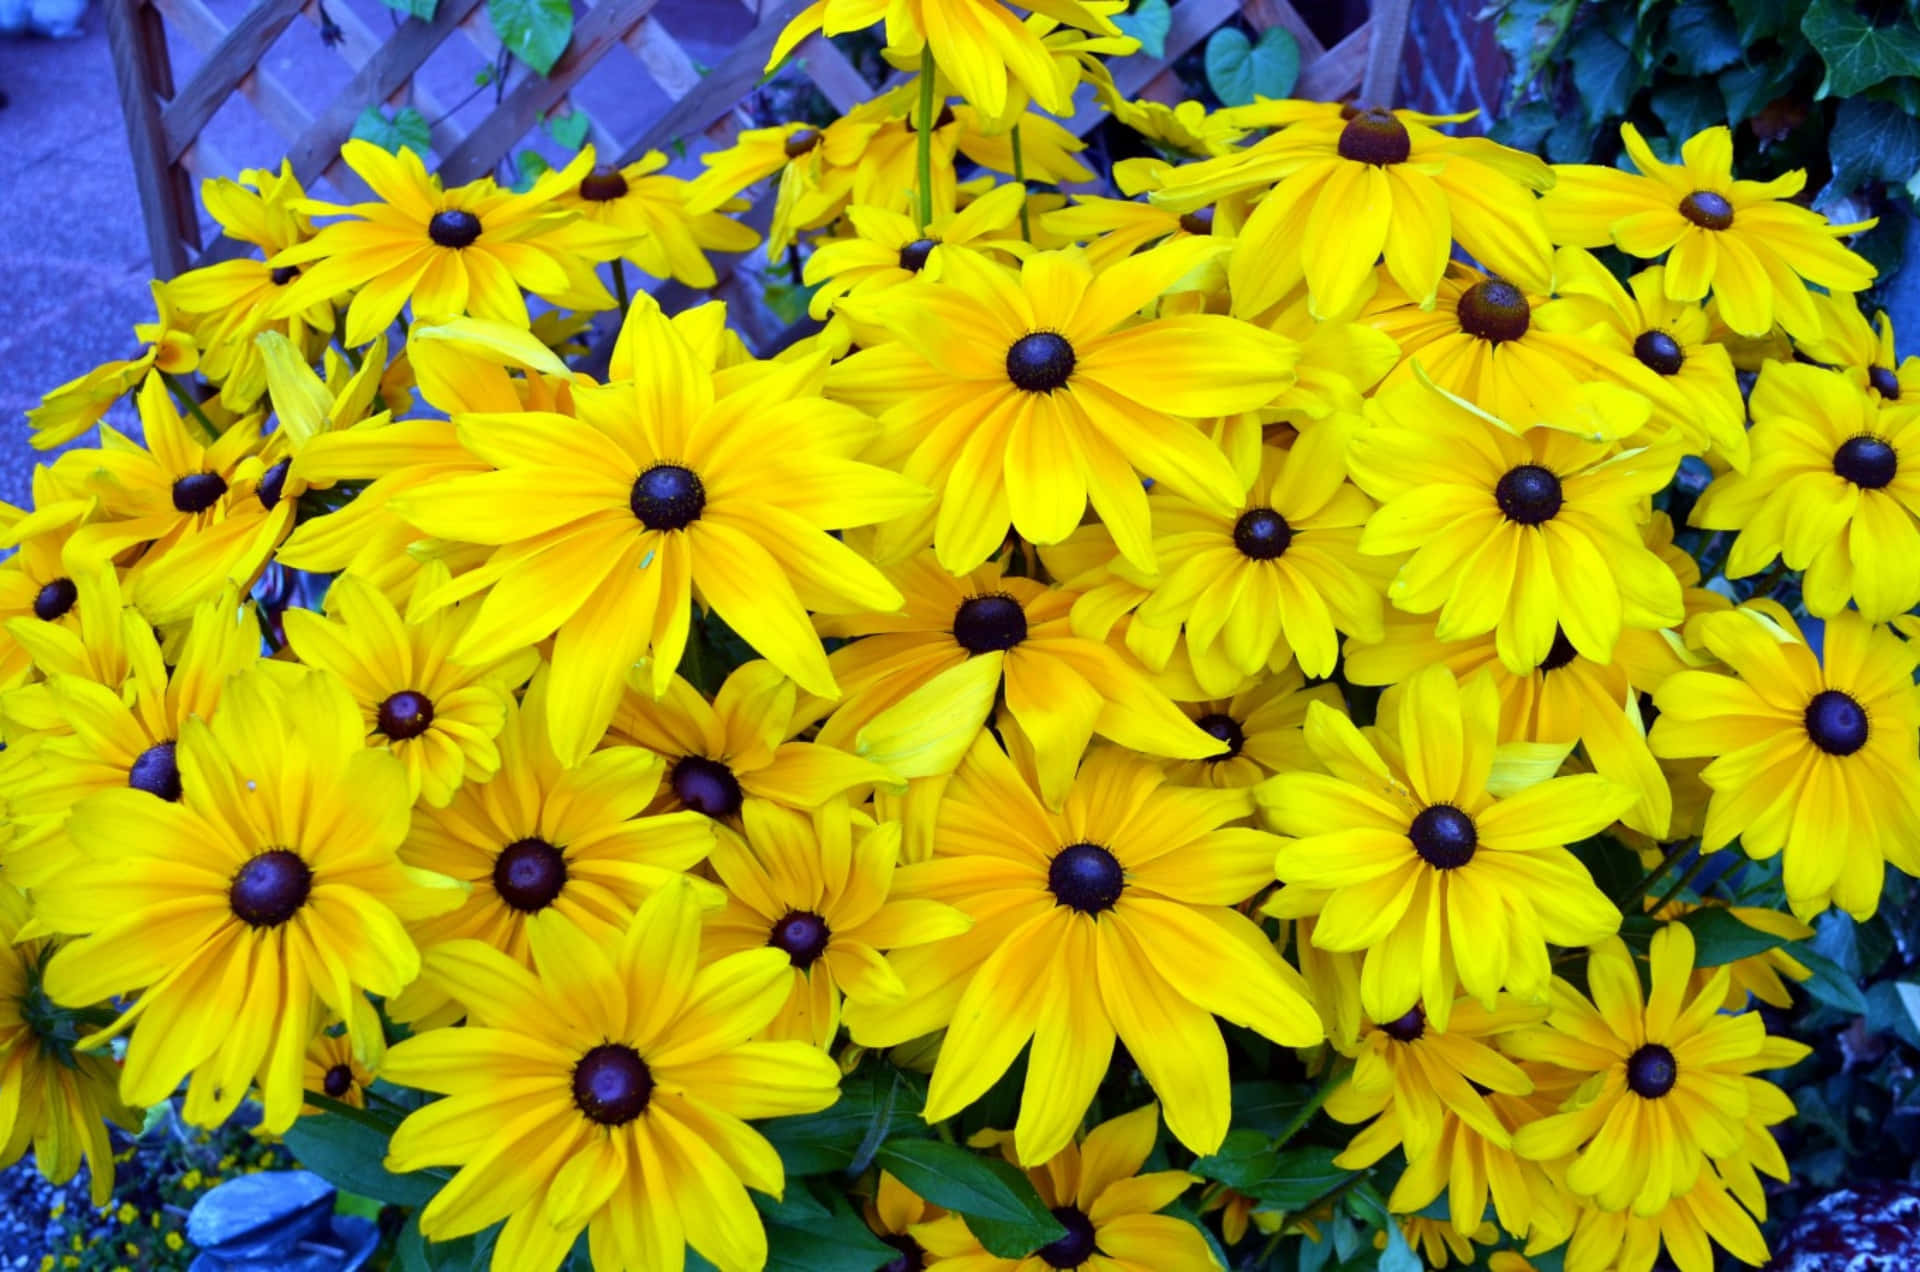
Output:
1614,839,1692,911
916,47,936,231
1273,1056,1350,1152
1012,122,1032,241
162,372,220,443
612,257,631,316
1654,852,1717,913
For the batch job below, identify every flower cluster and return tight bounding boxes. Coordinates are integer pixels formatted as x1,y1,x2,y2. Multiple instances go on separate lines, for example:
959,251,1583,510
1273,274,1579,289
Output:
4,4,1906,1271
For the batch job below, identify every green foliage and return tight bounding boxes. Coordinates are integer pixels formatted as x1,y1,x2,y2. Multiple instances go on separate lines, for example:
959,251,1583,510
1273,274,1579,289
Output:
874,1139,1067,1256
545,108,591,151
1802,0,1920,97
351,105,432,156
486,0,573,77
1114,0,1172,59
282,1109,450,1208
376,0,438,20
755,1185,900,1271
1203,26,1301,107
1679,907,1795,965
1191,1132,1348,1211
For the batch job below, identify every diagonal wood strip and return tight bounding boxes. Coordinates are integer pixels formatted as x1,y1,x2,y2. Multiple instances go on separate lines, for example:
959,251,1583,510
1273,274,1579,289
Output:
615,0,815,165
159,0,307,162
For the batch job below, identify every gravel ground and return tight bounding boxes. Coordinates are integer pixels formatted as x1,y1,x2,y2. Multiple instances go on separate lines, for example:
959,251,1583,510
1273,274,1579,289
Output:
0,1156,106,1269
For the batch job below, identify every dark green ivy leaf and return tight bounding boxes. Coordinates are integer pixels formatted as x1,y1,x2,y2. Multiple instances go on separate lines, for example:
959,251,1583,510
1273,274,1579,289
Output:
1664,1,1745,74
1829,96,1920,195
1566,23,1641,124
1113,0,1172,59
1729,0,1797,44
1802,0,1920,97
350,106,432,157
1203,26,1302,106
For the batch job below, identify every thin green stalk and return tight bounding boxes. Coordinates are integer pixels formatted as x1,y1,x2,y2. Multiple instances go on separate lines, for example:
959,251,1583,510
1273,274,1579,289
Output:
161,372,219,443
1654,852,1717,913
1012,122,1031,241
1272,1057,1351,1152
1614,839,1691,912
302,1090,402,1135
331,334,362,370
915,47,936,231
612,257,631,316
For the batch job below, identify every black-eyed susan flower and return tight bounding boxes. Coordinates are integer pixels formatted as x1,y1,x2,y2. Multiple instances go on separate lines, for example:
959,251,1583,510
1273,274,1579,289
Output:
1149,103,1555,319
1542,124,1875,341
804,181,1029,320
0,881,137,1207
813,553,1225,808
830,242,1298,572
1652,899,1814,1011
269,142,627,347
32,665,464,1133
555,149,760,289
685,108,906,260
1392,1216,1499,1269
1351,378,1684,673
861,1171,943,1268
1560,1165,1771,1272
915,1103,1219,1270
1800,290,1917,402
303,1025,375,1110
0,487,97,695
1691,362,1920,620
848,736,1322,1163
26,286,198,449
703,799,968,1046
382,879,842,1271
285,571,536,807
1162,666,1344,789
394,297,926,764
1650,606,1920,919
1262,665,1631,1031
1507,923,1808,1216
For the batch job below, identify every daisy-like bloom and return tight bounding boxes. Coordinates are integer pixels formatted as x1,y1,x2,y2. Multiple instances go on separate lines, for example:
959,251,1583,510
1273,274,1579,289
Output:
830,242,1298,572
269,142,628,347
861,1172,944,1270
1800,290,1918,402
394,297,926,764
1042,186,1246,270
915,1104,1219,1271
1162,666,1344,789
767,0,1125,118
1391,1082,1577,1251
32,665,463,1133
847,736,1322,1163
812,553,1225,808
1392,1217,1498,1269
555,149,759,289
304,1026,375,1110
381,879,842,1271
804,182,1029,321
1541,124,1875,341
1350,378,1685,673
702,799,969,1047
1560,1165,1771,1272
1538,247,1748,468
0,882,137,1207
1147,103,1555,319
391,679,717,1025
1506,923,1809,1216
0,490,99,695
284,571,537,807
1689,361,1920,620
1651,899,1813,1011
26,282,197,448
1261,664,1632,1031
1649,606,1920,920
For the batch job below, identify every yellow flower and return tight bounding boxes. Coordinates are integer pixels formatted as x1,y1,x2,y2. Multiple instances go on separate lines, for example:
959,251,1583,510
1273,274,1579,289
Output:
1390,1216,1498,1268
1798,290,1917,403
1542,124,1875,340
851,736,1322,1162
381,880,841,1271
1560,1166,1771,1272
1649,606,1920,919
804,181,1029,320
26,283,198,449
861,1171,943,1265
1651,899,1813,1011
554,148,760,288
1162,666,1344,789
303,1026,375,1110
1691,362,1920,620
1262,665,1632,1030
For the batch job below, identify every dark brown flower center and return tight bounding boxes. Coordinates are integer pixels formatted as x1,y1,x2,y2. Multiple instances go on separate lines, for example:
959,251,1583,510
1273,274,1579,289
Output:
1380,1006,1426,1043
377,690,435,741
579,164,630,202
1456,279,1531,344
1678,191,1733,230
258,458,291,511
1538,628,1578,673
1233,508,1292,560
1626,1043,1678,1098
783,127,822,159
953,593,1027,653
671,755,744,819
1805,689,1869,756
129,740,182,801
1633,330,1685,376
1048,843,1124,915
1336,108,1411,165
322,1064,353,1098
1869,365,1902,400
897,238,937,272
493,837,568,912
1494,464,1562,525
172,472,229,514
32,577,77,622
1179,206,1215,235
1038,1206,1099,1268
1833,435,1897,489
881,1235,927,1272
270,265,300,286
1409,804,1476,870
572,1043,653,1125
427,209,482,248
768,909,832,968
1006,332,1075,393
230,849,312,927
629,464,706,530
1195,712,1245,759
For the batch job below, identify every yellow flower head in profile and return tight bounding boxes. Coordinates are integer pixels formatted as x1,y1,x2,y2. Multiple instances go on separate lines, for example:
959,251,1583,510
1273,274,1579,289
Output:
32,665,463,1133
394,297,926,764
850,736,1323,1163
1560,1165,1770,1272
304,1026,375,1111
1650,606,1920,920
1262,665,1632,1031
270,142,626,347
1351,379,1684,673
915,1103,1219,1270
0,882,137,1207
555,149,760,289
829,241,1298,573
1799,290,1917,403
382,880,842,1272
1691,362,1920,621
703,800,968,1047
26,283,197,449
804,182,1029,321
1148,103,1555,319
1507,923,1808,1216
1542,124,1875,340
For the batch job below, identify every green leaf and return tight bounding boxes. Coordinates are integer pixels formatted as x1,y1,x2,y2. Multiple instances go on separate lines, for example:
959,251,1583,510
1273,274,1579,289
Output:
1492,0,1580,89
1113,0,1171,58
761,1067,927,1177
1191,1134,1349,1211
396,1215,497,1270
874,1140,1065,1257
1565,23,1640,123
1377,1222,1422,1272
283,1112,449,1208
350,105,432,157
1796,946,1870,1015
1203,26,1301,107
546,109,590,151
1663,1,1743,74
757,1186,898,1272
1719,56,1805,124
1729,0,1796,43
1649,80,1726,144
1803,0,1920,97
1679,907,1794,966
1829,96,1920,195
377,0,438,19
1228,1081,1311,1138
488,0,573,76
